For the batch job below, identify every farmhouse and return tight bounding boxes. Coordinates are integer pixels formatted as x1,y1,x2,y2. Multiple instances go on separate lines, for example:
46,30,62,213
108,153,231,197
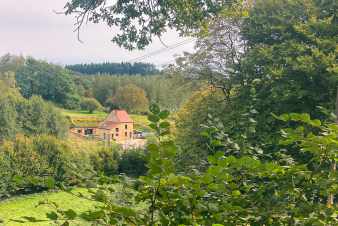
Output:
97,110,134,143
70,109,134,143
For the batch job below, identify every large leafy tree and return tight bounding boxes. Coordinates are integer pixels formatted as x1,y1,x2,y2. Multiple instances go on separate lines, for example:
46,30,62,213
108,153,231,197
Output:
235,0,338,146
174,0,337,153
113,83,149,113
15,58,80,109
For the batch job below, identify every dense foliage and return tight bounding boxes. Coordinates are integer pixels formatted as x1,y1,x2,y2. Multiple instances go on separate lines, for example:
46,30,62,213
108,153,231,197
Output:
80,97,103,113
66,62,159,75
0,78,68,140
26,106,337,225
15,58,81,109
0,135,91,198
174,0,338,167
84,74,200,111
112,83,149,113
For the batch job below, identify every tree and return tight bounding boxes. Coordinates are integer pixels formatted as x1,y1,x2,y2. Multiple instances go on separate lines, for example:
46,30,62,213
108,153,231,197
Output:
64,0,239,49
80,97,103,113
174,88,226,171
174,0,338,158
113,83,149,113
15,58,80,109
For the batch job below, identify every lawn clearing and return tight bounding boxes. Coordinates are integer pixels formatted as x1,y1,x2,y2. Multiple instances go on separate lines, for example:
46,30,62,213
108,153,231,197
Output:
0,189,97,226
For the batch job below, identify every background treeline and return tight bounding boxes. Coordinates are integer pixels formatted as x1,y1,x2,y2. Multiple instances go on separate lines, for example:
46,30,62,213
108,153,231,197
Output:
66,62,159,75
0,54,199,113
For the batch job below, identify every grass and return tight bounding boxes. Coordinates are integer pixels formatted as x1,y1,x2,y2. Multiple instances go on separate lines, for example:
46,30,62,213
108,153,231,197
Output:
0,189,97,226
130,114,151,132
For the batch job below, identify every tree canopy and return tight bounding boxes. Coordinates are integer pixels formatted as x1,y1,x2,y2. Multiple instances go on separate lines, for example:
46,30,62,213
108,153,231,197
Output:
64,0,239,49
113,83,149,113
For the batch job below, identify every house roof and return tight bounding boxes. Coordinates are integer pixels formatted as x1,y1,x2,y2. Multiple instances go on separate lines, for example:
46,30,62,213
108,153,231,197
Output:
99,110,133,129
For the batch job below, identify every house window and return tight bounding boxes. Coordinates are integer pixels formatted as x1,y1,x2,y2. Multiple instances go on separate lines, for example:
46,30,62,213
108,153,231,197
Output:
115,133,119,137
85,128,93,135
125,132,128,137
77,129,81,133
112,134,114,139
115,128,119,132
103,133,106,139
125,124,128,129
130,132,132,138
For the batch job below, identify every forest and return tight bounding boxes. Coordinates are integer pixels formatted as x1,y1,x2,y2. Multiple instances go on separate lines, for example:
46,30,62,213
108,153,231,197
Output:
0,0,337,225
66,62,160,75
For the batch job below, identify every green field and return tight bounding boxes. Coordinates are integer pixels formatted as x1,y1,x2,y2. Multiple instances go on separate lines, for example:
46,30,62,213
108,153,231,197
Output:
0,189,97,226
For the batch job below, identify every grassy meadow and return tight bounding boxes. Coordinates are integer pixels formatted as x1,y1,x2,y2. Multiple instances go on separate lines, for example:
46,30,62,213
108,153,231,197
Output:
0,189,97,226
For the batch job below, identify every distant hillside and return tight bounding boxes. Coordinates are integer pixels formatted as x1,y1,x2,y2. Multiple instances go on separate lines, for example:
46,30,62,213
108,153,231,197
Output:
66,62,160,75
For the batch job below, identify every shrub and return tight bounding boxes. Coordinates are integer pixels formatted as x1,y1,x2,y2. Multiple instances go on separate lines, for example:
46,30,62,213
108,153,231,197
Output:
118,149,148,177
0,135,94,198
90,148,119,176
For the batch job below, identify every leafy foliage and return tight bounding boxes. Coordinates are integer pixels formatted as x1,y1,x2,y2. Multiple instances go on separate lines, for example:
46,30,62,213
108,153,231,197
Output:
80,97,103,113
0,82,68,140
15,58,80,109
64,0,237,49
28,107,337,225
112,83,149,113
118,150,148,177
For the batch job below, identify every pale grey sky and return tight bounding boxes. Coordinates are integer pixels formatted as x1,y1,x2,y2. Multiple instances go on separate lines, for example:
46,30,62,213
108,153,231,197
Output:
0,0,195,67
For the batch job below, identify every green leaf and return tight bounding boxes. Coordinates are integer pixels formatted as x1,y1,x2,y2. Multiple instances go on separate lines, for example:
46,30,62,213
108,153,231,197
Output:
61,222,70,226
149,123,158,130
46,211,58,221
232,190,241,197
148,114,160,123
149,104,160,114
159,121,170,129
63,209,77,220
147,143,158,152
159,110,170,119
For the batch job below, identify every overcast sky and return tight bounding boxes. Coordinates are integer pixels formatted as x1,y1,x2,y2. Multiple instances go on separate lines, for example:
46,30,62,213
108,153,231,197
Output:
0,0,195,67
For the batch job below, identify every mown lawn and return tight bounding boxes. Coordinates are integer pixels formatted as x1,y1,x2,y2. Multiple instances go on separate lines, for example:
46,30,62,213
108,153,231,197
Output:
0,189,97,226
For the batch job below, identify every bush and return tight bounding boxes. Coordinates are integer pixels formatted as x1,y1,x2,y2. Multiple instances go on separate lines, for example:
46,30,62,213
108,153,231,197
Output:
118,150,148,177
90,148,119,176
0,135,93,198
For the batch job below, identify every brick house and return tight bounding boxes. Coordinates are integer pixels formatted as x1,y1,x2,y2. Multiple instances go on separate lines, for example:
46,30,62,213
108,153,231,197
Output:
97,110,134,143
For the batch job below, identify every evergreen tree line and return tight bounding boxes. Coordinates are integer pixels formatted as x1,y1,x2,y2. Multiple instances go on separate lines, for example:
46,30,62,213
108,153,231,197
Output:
66,62,160,75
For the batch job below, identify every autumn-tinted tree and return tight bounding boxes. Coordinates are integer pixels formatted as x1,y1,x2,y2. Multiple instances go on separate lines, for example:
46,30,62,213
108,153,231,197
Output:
174,88,226,171
113,83,149,113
